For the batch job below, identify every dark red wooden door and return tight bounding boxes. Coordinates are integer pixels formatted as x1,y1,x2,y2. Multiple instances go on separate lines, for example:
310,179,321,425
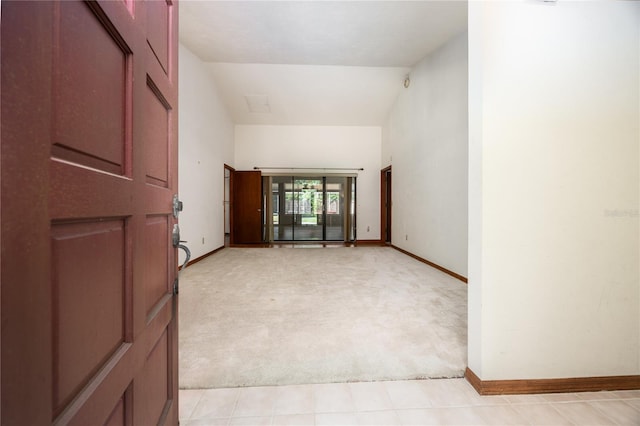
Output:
232,171,263,244
1,1,179,424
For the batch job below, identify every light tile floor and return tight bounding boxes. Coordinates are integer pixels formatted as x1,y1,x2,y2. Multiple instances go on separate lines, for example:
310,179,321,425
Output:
180,378,640,425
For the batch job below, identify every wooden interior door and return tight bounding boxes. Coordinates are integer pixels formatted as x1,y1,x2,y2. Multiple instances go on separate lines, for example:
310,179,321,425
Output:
1,1,180,424
232,171,263,244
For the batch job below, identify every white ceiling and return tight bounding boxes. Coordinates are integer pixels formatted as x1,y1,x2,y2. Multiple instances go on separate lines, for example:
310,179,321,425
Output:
179,1,468,126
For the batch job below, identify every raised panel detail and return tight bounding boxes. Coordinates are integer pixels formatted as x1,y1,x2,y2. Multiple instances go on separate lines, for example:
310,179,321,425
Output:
145,215,169,315
53,1,130,175
144,80,170,186
51,219,126,413
139,330,169,424
146,0,170,73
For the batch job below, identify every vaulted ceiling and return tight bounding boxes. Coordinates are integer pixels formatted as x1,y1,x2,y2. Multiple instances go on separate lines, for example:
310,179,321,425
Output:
179,1,468,126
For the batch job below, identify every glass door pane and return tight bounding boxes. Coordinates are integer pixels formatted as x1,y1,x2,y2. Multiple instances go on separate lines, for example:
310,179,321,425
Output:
293,177,323,241
325,177,345,241
272,176,293,241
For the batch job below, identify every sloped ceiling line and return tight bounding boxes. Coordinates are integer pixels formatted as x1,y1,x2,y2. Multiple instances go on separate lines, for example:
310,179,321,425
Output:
179,1,468,126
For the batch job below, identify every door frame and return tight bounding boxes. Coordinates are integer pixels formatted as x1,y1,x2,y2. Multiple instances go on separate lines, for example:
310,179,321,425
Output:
380,166,392,244
266,174,356,242
224,164,235,246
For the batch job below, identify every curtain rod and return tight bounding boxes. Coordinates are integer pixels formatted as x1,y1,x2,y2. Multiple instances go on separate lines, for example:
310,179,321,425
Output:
253,167,364,171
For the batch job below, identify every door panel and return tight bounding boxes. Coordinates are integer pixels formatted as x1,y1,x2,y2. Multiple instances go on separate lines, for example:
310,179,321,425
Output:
138,330,170,425
53,0,129,175
146,0,170,74
145,82,170,187
232,171,263,244
51,220,127,415
144,215,171,316
1,1,179,424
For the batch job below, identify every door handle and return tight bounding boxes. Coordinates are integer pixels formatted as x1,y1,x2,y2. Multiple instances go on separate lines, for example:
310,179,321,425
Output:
171,197,189,294
173,243,191,295
178,243,191,271
171,225,190,269
172,224,181,247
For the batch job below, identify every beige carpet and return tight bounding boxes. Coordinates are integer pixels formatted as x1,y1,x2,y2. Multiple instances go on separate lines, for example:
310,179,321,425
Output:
179,247,467,389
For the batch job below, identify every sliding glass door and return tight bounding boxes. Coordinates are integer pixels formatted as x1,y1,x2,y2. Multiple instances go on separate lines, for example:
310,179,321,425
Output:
268,175,355,242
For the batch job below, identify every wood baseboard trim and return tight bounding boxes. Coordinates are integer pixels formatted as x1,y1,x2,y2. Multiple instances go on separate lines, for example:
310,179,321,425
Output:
465,367,640,395
185,245,225,268
391,245,468,283
355,239,385,246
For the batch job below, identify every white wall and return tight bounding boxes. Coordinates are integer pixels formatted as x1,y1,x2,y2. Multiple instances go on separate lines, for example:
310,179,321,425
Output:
468,1,639,380
234,125,381,240
382,32,469,276
179,43,234,261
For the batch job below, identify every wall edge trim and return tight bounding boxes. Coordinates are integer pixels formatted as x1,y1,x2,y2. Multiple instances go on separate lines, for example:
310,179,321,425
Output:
391,245,468,283
465,367,640,395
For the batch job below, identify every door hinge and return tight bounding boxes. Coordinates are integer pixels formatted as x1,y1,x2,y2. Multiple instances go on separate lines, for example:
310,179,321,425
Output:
173,278,179,295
